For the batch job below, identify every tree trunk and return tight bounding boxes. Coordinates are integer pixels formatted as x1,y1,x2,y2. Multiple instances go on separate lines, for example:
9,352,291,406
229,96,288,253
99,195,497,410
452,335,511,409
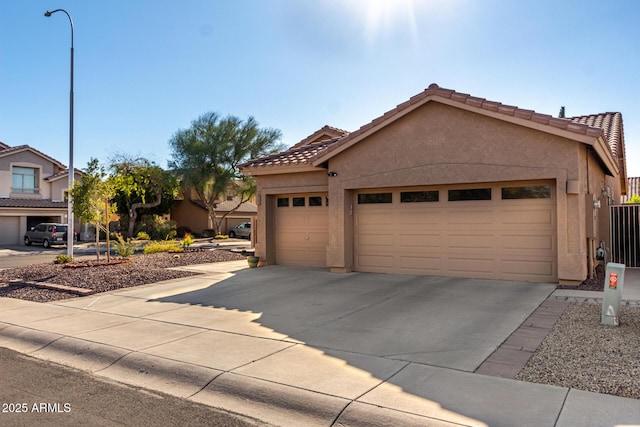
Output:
105,201,111,262
127,190,162,237
94,221,100,262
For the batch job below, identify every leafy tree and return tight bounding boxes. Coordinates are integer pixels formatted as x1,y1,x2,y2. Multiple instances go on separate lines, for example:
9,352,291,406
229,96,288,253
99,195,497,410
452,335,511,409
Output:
168,112,283,235
626,194,640,204
70,158,116,261
109,155,179,238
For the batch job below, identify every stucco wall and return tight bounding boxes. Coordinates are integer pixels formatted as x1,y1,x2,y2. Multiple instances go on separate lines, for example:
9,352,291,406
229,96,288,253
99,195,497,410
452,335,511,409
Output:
324,102,612,283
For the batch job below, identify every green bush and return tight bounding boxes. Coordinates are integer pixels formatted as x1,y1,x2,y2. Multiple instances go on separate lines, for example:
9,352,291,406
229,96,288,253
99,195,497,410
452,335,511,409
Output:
54,254,73,264
137,214,177,241
136,231,151,240
113,235,135,258
180,233,195,248
143,240,182,254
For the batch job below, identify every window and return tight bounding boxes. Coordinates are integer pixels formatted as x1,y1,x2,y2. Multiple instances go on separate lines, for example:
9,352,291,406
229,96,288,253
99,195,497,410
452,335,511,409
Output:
448,188,491,201
277,198,289,207
502,185,552,199
358,193,392,204
292,197,306,207
401,191,439,203
309,196,322,206
12,167,37,194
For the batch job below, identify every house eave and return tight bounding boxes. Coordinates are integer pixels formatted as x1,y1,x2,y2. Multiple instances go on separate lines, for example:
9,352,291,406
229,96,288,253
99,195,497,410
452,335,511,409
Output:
241,164,325,176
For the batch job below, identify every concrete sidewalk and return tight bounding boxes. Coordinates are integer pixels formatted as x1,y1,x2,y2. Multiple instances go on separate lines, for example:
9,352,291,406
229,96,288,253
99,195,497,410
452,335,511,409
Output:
0,261,639,426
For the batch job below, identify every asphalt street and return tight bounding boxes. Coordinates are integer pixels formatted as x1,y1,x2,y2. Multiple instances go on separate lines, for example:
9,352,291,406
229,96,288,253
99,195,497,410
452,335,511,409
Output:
0,347,264,427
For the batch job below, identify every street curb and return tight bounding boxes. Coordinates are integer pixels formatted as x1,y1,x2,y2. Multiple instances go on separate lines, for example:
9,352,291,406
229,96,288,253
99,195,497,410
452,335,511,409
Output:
0,325,467,427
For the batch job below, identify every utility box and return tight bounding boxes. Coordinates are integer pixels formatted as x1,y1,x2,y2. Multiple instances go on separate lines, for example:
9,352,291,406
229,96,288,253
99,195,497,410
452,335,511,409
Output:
601,262,626,326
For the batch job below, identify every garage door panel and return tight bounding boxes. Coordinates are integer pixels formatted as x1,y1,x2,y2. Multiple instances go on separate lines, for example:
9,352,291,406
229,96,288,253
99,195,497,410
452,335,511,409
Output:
502,208,554,225
275,194,328,267
357,233,395,247
357,254,395,269
399,211,441,225
398,255,443,272
448,257,495,275
357,213,389,225
399,234,441,248
448,210,494,225
0,217,20,245
355,182,557,282
501,234,554,251
447,234,495,249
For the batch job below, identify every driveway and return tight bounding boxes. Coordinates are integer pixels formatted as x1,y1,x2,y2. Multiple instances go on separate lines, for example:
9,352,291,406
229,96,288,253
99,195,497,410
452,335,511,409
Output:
151,265,556,372
4,263,638,426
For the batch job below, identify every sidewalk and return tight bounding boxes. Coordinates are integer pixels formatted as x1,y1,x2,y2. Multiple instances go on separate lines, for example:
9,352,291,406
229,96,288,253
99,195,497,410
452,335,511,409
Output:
0,262,639,426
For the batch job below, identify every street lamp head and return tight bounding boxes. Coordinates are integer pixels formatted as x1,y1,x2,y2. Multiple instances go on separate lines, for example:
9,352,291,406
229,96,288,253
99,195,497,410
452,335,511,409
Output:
44,11,52,17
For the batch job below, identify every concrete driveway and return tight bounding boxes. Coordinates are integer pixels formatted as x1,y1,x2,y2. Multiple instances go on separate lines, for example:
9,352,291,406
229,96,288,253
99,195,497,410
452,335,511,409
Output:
7,262,639,426
150,265,555,373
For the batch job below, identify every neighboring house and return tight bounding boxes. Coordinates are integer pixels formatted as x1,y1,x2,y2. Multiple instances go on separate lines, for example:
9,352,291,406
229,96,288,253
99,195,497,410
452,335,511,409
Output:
170,187,257,236
0,141,83,245
621,177,639,203
240,84,628,284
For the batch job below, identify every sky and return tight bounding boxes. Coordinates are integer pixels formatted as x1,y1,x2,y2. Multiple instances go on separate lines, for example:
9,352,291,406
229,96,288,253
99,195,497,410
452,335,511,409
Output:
1,0,639,177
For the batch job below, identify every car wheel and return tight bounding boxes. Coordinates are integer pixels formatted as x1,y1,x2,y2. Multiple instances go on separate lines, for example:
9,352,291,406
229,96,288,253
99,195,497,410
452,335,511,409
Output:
229,231,236,238
24,236,32,246
42,239,51,249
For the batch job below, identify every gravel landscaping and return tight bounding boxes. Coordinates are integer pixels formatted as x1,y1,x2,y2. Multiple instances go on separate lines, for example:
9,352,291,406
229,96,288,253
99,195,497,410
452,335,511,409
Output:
0,249,246,302
517,302,640,399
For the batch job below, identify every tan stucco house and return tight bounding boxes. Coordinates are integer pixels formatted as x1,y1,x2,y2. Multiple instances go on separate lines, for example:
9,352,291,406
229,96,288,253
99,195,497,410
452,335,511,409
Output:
240,84,628,284
0,141,83,245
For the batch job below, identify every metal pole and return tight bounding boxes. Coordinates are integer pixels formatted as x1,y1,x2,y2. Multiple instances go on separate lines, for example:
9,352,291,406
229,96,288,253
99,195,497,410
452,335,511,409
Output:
45,9,74,257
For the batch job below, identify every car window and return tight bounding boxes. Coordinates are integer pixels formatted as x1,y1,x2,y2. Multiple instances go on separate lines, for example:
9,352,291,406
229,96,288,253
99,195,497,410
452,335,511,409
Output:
47,226,53,232
35,224,46,232
56,225,68,232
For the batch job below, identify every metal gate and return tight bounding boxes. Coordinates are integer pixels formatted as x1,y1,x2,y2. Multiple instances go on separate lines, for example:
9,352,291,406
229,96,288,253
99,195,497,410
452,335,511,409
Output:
610,205,640,267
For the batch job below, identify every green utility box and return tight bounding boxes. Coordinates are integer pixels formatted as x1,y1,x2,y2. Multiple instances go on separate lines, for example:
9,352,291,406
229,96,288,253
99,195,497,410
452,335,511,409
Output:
601,262,626,326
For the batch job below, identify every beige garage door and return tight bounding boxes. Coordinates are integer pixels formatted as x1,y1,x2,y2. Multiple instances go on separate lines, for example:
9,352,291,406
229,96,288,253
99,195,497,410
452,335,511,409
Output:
275,193,329,267
355,182,557,282
0,216,21,246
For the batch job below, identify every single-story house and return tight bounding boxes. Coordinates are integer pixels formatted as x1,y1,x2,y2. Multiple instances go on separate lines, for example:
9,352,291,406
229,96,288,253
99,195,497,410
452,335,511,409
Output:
240,84,628,284
0,141,84,245
171,193,257,236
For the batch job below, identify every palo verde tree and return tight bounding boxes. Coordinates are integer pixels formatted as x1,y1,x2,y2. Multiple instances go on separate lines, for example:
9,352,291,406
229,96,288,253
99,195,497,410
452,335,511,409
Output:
168,112,283,235
70,158,116,261
109,155,179,238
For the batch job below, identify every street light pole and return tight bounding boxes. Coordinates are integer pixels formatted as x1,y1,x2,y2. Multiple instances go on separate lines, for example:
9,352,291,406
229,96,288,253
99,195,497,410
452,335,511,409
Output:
44,9,74,258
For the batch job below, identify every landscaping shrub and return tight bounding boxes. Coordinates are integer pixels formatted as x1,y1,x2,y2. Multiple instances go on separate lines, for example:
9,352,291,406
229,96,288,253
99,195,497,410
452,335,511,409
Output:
142,240,182,254
136,231,151,241
180,233,195,249
113,235,135,258
214,235,229,239
54,254,73,264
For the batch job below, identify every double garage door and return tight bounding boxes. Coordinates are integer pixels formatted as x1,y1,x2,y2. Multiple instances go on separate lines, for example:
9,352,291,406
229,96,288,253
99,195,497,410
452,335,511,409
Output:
355,182,557,282
274,182,557,282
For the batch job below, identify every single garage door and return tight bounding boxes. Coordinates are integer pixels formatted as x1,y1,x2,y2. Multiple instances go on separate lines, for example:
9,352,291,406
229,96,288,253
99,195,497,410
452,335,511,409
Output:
355,182,557,282
274,193,329,267
0,216,21,246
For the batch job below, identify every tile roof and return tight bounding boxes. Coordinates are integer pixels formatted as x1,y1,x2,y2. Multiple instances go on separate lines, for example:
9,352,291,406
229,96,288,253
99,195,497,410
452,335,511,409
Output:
0,141,9,150
45,168,84,181
240,137,342,169
241,83,624,172
191,199,257,213
290,125,350,149
569,112,623,159
0,144,66,168
0,198,68,209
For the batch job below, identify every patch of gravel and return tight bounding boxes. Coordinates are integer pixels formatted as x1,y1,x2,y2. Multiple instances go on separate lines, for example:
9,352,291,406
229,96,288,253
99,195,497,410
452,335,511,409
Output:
0,250,246,302
517,302,640,399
